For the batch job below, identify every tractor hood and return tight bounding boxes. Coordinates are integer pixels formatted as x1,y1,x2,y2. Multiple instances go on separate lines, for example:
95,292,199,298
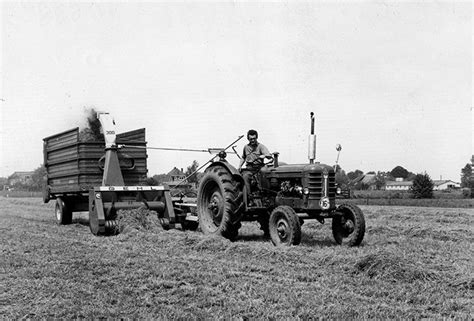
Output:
261,163,335,177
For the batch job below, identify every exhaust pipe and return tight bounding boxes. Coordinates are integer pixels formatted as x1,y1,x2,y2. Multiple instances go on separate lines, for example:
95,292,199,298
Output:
273,152,279,168
308,112,316,164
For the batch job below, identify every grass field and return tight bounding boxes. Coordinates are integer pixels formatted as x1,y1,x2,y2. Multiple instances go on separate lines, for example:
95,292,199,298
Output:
344,198,473,208
1,197,472,318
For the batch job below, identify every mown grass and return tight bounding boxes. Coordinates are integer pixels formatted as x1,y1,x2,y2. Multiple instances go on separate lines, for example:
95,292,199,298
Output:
343,190,474,208
352,189,468,199
0,198,472,318
0,190,42,198
344,197,473,208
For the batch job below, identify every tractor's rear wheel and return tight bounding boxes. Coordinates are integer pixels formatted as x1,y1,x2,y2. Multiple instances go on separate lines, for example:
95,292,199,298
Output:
332,203,365,246
269,206,301,246
197,165,242,240
55,197,72,225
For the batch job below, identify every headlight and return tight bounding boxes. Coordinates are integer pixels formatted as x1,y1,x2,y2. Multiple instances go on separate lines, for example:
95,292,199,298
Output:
303,188,310,195
336,187,342,194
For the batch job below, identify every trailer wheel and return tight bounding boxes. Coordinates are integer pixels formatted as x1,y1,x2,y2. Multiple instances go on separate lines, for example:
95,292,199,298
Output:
159,217,171,230
332,203,365,246
197,165,241,240
55,198,72,225
269,206,301,246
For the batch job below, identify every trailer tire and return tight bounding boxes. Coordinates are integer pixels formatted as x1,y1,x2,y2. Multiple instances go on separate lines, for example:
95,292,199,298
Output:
197,165,242,240
55,197,72,225
269,206,301,246
159,217,171,230
332,203,365,246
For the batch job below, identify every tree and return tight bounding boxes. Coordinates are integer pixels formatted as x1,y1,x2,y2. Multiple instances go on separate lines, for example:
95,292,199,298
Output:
374,171,388,190
390,166,409,179
152,173,169,185
347,170,363,181
184,160,200,184
461,163,472,188
410,173,434,199
406,172,417,181
0,177,7,189
30,164,47,191
335,169,349,187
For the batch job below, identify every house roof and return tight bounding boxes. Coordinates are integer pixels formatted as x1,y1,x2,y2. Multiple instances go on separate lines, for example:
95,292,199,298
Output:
361,174,376,185
11,171,34,176
352,174,376,185
167,167,184,176
432,180,459,186
385,181,413,186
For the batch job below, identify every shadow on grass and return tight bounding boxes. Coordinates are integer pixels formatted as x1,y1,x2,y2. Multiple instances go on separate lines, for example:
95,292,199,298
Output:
300,236,340,247
237,232,338,247
72,217,89,226
237,233,270,243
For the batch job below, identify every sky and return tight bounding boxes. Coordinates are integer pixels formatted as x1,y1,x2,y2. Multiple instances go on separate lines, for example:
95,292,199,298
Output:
1,1,472,182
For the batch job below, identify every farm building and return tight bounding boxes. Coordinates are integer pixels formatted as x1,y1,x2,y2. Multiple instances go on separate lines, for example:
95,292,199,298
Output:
385,180,413,191
432,180,460,190
8,171,34,186
361,174,377,190
350,174,378,190
163,167,192,189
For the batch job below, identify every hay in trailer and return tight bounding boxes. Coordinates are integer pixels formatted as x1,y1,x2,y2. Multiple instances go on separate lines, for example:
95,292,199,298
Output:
79,107,104,142
115,207,163,234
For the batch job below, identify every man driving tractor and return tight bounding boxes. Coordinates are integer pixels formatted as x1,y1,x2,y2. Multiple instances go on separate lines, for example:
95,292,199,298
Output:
238,129,273,198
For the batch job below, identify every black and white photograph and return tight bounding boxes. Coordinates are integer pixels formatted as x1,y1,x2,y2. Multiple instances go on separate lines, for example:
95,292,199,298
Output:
1,0,472,319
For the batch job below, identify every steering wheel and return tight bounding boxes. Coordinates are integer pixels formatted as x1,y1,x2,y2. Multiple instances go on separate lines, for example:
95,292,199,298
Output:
248,155,274,167
263,156,274,166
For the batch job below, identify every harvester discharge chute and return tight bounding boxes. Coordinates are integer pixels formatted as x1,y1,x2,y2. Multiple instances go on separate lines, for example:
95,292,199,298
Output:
88,113,177,235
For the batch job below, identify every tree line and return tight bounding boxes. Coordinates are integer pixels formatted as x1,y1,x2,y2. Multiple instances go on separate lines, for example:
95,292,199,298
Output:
2,160,473,197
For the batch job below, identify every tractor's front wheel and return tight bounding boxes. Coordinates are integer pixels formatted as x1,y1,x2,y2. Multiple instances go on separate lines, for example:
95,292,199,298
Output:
332,203,365,246
55,197,72,225
269,206,301,246
197,165,242,240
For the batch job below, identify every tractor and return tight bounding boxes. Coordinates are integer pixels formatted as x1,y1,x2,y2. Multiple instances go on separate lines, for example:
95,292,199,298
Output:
196,113,365,246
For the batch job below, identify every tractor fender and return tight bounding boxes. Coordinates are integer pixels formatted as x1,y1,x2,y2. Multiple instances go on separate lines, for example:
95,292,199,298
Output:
206,161,244,186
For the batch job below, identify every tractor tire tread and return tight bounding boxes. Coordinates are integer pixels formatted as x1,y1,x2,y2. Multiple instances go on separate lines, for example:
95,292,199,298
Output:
269,205,301,246
198,165,242,240
332,203,365,246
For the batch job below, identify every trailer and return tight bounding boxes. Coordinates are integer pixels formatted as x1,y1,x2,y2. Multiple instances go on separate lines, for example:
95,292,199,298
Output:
43,113,197,235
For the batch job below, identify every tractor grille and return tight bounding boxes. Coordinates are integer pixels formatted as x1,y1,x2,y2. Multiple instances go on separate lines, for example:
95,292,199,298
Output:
307,172,336,199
